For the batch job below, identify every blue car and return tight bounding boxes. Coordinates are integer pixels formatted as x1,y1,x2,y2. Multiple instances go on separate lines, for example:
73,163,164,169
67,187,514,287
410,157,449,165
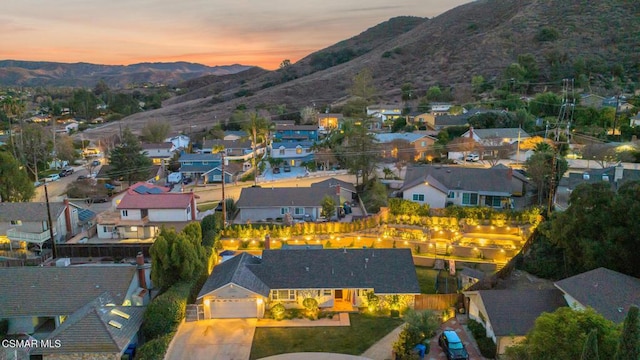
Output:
438,330,469,360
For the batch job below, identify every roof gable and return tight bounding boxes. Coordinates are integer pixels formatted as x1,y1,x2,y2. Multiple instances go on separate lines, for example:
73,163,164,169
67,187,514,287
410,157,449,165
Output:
0,202,66,222
402,165,512,194
198,253,269,298
310,178,357,193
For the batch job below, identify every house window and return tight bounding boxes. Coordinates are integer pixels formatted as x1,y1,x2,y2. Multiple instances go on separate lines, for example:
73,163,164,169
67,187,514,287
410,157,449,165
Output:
279,148,285,155
447,191,455,199
10,220,22,226
296,147,302,154
412,194,425,202
421,141,426,147
462,193,478,205
323,289,332,296
271,289,295,301
183,161,192,165
484,196,502,207
122,210,128,217
103,226,108,233
294,208,305,215
280,208,290,215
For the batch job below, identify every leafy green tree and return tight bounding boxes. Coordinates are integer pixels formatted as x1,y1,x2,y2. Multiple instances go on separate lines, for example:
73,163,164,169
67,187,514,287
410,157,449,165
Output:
525,146,568,206
361,179,388,213
108,127,153,185
321,195,336,219
581,328,600,360
529,92,562,118
615,305,640,360
393,310,438,359
343,120,380,186
0,151,35,202
505,307,619,360
401,83,414,101
149,225,206,289
141,120,171,143
242,112,270,187
349,68,376,101
426,86,442,101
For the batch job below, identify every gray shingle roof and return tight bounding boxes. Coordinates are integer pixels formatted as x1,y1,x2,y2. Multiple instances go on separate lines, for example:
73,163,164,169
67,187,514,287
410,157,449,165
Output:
179,153,222,162
198,252,270,298
249,249,420,294
31,293,144,355
235,187,340,208
203,139,252,149
374,133,434,144
554,267,640,323
559,166,640,191
0,202,66,222
310,178,357,193
470,127,530,140
477,289,566,336
402,165,512,195
0,265,136,317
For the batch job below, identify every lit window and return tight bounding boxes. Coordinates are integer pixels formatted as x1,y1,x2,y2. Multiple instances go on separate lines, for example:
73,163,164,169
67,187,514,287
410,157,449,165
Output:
296,147,302,154
10,220,22,226
323,289,332,296
271,290,295,301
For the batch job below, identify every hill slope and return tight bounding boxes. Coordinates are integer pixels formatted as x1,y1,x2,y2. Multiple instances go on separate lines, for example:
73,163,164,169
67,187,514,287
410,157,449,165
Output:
84,0,640,139
0,60,253,87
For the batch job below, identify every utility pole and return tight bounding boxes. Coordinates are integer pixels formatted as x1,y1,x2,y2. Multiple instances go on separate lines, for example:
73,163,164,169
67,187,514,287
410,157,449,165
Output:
613,94,621,140
221,151,226,229
44,183,57,259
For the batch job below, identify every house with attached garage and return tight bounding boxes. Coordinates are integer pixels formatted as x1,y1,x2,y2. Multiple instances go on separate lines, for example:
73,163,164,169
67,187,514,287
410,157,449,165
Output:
197,248,420,319
96,182,197,241
0,261,150,360
400,165,530,209
270,141,315,167
141,142,174,165
178,153,232,183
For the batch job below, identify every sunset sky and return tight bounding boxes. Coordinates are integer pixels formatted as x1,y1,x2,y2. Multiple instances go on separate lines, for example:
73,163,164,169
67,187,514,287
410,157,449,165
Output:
2,0,471,69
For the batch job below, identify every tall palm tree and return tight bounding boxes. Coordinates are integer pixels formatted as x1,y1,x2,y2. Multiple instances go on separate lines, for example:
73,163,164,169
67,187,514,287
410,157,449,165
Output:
242,112,270,186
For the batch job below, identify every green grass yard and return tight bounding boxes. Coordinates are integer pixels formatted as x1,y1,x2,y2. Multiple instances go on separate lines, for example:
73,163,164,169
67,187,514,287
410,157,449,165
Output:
415,266,439,294
249,313,404,359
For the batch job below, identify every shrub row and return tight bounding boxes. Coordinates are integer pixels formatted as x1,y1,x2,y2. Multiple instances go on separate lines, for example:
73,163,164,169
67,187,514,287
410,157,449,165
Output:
467,319,497,359
135,332,175,360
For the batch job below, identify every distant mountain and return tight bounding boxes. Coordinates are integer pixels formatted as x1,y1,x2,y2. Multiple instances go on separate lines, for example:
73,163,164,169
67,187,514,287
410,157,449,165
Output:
78,0,640,140
0,60,253,87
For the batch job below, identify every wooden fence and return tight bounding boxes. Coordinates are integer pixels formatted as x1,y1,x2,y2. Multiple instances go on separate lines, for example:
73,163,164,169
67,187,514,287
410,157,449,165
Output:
414,293,461,311
0,251,53,267
55,243,152,259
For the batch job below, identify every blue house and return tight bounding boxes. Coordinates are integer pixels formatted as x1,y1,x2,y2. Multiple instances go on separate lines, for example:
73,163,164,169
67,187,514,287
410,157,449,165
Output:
178,153,223,182
274,124,319,142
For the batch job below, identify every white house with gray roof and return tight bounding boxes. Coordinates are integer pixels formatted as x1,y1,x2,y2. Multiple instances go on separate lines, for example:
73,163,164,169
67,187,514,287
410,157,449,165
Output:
197,249,420,319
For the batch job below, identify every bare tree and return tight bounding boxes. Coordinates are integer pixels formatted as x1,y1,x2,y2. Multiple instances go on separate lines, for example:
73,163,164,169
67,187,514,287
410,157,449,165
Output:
141,120,171,143
582,143,617,168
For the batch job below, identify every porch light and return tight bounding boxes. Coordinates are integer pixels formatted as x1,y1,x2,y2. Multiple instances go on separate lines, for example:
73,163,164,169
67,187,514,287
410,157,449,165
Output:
377,238,381,242
256,298,264,305
204,299,210,306
403,241,408,245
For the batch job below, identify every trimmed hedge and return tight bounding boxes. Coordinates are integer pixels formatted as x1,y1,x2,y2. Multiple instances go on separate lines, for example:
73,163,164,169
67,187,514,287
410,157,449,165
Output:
135,332,175,360
140,281,193,340
467,319,496,359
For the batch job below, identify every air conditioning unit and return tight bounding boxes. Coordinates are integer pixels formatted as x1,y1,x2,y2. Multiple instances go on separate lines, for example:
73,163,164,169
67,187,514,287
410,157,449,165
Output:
56,258,71,267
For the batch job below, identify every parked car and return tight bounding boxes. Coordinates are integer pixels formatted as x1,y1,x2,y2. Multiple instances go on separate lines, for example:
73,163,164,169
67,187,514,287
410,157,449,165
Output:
283,164,291,172
91,160,101,167
439,330,469,360
465,153,479,162
76,175,88,180
59,168,74,177
272,167,281,174
86,195,109,203
45,174,61,182
182,177,193,185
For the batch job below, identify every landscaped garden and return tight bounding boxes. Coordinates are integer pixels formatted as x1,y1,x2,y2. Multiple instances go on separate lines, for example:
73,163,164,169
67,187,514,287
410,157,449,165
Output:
249,313,404,359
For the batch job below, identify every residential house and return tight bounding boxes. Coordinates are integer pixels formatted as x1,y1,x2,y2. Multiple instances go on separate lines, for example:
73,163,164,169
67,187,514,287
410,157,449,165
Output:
0,200,80,250
164,134,191,152
234,186,342,223
406,111,431,128
310,178,358,203
0,261,149,360
401,165,530,209
554,267,640,324
430,103,453,115
141,142,174,165
555,164,640,210
318,113,343,134
96,182,197,240
458,267,487,290
464,289,566,355
274,124,319,142
374,133,437,161
366,104,402,122
224,130,248,141
200,161,244,184
270,141,314,167
580,93,605,108
449,127,529,161
178,153,221,181
197,249,420,318
201,138,261,164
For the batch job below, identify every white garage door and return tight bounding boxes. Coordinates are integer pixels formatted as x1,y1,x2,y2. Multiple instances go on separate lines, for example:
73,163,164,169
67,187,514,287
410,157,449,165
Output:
210,298,257,318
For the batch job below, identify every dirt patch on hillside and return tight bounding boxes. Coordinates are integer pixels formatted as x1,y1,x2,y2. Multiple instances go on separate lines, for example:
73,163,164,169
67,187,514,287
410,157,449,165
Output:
494,269,556,291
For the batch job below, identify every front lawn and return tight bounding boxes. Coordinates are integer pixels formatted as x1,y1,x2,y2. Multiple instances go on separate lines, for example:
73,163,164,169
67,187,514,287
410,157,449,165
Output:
249,313,404,359
415,266,439,294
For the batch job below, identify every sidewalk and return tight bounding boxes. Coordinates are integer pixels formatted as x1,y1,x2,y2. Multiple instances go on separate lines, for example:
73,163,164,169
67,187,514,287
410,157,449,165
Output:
360,323,405,360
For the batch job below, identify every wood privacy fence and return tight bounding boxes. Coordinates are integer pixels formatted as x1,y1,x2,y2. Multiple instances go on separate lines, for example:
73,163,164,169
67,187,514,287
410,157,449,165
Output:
414,293,461,311
55,243,152,259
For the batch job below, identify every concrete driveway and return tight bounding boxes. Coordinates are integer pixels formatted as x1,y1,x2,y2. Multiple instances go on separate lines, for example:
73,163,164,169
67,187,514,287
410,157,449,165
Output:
165,319,257,360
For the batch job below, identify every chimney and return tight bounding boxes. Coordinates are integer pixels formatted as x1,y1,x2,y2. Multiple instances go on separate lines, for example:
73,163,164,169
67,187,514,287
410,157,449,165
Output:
335,185,341,196
469,126,474,139
614,163,624,182
64,198,72,235
264,234,271,250
508,167,513,180
136,252,147,289
190,193,197,221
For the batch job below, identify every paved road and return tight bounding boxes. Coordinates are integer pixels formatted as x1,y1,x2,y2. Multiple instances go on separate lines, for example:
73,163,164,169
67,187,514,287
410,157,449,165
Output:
34,160,103,202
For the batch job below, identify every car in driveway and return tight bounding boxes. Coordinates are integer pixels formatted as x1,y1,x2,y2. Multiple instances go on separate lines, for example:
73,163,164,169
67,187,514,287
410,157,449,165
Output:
86,195,110,203
439,330,469,360
283,164,291,172
465,153,479,162
59,167,74,177
272,166,281,174
45,174,61,182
